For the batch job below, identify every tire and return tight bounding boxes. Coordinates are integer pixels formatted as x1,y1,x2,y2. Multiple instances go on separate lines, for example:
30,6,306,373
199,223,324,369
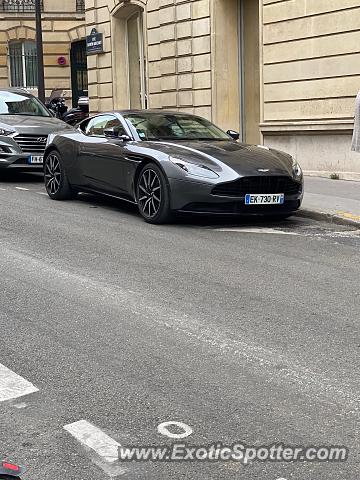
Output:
44,150,76,200
136,163,172,224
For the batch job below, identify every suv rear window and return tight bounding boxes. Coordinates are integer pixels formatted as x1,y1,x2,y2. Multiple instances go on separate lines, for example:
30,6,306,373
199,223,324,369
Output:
0,90,50,117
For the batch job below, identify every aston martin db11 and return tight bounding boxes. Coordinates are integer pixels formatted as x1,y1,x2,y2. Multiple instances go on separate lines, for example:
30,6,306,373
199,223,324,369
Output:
43,110,303,224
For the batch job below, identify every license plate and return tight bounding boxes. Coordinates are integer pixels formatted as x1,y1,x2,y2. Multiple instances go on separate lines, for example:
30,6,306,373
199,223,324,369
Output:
245,193,285,205
28,155,43,164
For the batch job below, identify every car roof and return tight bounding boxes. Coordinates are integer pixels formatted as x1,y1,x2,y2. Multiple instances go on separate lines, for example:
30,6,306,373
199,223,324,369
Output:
0,87,35,97
117,109,194,116
92,109,199,118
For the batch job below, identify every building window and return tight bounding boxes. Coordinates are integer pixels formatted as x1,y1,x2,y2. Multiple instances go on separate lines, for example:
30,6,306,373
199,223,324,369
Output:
8,41,38,88
76,0,85,13
0,0,42,12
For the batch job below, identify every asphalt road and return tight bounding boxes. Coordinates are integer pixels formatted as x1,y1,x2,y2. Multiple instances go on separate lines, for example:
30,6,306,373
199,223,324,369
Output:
0,171,359,480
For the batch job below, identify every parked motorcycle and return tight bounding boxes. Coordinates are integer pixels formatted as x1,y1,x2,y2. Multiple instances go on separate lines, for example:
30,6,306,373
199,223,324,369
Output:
45,89,68,120
62,95,89,126
45,89,89,126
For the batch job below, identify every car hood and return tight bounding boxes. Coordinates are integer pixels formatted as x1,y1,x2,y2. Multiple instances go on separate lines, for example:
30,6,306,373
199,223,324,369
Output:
147,140,293,177
0,114,74,135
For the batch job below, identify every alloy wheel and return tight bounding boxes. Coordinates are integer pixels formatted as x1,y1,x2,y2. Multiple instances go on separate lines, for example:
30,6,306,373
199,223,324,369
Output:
138,168,162,218
45,154,61,195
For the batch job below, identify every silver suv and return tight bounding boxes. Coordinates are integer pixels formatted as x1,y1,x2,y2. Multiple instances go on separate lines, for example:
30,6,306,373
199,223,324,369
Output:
0,88,73,171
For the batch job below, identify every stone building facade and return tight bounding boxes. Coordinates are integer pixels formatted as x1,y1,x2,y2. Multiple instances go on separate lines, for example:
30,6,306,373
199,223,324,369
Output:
85,0,360,179
261,0,360,180
86,0,260,143
2,0,359,178
0,0,87,105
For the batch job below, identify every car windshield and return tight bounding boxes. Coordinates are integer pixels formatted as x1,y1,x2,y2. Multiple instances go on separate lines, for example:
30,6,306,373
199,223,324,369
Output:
124,113,230,141
0,91,50,117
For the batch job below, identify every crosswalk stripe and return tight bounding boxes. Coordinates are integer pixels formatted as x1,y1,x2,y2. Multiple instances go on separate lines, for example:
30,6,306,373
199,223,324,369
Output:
64,420,125,472
0,363,39,402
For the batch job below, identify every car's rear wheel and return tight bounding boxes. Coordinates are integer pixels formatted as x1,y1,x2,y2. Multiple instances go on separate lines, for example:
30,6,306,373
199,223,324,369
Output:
136,163,172,224
44,151,76,200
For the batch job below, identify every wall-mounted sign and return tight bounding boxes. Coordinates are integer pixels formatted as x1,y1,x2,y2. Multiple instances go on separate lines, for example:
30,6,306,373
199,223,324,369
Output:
86,28,104,55
57,56,67,66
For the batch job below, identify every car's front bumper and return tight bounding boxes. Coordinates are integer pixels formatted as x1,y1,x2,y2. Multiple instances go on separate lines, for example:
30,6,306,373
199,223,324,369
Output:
0,155,43,170
168,177,303,215
0,135,45,171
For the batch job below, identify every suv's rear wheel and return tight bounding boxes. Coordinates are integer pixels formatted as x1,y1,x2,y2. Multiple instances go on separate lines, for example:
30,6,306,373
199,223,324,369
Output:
44,151,76,200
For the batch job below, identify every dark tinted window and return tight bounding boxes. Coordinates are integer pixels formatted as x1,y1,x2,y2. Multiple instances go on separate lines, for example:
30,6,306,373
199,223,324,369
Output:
124,113,229,141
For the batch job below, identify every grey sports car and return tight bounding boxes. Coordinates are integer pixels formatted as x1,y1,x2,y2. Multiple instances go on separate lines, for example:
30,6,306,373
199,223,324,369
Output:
0,88,72,171
43,110,303,224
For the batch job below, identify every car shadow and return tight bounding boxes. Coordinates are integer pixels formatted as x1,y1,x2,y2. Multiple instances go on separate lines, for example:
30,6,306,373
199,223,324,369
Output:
0,171,43,184
77,192,139,216
75,192,302,229
173,213,302,229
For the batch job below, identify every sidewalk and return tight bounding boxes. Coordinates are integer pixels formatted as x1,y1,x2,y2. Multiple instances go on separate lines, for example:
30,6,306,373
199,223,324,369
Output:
300,176,360,227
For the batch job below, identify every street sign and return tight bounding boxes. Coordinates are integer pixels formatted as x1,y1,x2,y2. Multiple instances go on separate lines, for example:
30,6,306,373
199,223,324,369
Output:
86,28,104,55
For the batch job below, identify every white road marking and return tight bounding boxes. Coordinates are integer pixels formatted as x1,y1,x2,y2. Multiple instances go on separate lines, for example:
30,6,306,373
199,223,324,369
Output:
327,229,360,238
0,187,7,191
157,421,193,439
216,227,299,235
0,363,39,402
64,420,121,464
13,402,28,409
15,187,29,191
36,192,47,196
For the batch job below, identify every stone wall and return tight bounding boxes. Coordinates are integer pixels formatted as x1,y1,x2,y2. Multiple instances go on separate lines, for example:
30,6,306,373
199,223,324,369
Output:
260,0,360,177
146,0,212,119
85,0,259,137
86,0,213,120
0,0,85,100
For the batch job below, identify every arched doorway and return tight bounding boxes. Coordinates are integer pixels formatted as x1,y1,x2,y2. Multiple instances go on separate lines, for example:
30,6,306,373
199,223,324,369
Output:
111,3,147,109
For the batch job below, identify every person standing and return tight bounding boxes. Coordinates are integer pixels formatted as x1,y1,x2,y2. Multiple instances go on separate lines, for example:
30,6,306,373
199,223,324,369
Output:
351,90,360,152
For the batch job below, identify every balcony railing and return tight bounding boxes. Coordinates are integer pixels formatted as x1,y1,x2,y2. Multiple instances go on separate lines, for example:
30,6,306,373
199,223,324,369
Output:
0,0,84,13
0,0,42,12
76,0,84,13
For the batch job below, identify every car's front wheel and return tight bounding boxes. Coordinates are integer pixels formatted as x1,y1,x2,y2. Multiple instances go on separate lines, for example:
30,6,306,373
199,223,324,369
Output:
136,163,172,224
44,151,76,200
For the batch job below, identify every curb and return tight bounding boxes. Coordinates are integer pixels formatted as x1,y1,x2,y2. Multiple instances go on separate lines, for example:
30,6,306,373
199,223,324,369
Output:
297,208,360,228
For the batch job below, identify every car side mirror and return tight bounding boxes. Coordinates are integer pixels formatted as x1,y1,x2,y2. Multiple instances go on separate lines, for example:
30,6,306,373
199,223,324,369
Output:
104,127,119,138
227,130,240,140
118,134,131,142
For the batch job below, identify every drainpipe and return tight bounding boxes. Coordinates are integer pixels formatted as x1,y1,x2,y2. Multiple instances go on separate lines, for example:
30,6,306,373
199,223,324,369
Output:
35,0,45,103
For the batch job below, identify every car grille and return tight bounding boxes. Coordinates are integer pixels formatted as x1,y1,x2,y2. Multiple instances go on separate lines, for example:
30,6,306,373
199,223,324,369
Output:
13,134,48,154
211,176,301,197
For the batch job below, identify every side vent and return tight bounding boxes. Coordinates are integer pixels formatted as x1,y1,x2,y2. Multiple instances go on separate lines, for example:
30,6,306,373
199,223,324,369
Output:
125,154,144,163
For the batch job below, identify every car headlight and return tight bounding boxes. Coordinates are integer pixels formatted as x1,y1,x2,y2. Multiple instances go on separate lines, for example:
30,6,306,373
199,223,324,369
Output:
292,159,302,180
170,158,219,179
0,128,15,136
